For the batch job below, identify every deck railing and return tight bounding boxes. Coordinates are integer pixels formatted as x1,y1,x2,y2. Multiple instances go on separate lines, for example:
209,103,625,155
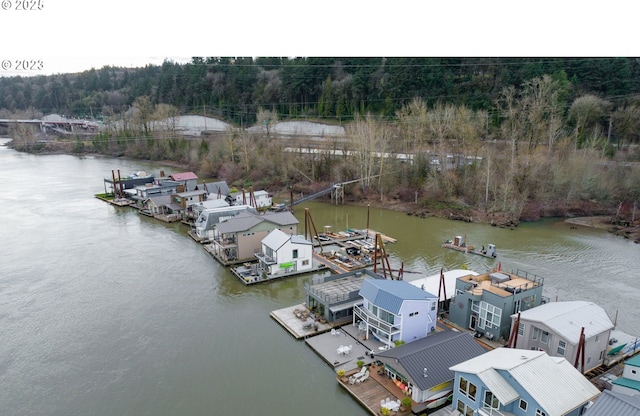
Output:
353,304,401,335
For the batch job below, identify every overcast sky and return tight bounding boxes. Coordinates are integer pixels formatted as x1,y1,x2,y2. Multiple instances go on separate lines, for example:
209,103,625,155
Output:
0,0,636,77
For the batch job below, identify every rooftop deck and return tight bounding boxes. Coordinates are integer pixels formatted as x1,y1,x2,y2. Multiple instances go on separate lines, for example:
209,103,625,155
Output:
460,270,542,297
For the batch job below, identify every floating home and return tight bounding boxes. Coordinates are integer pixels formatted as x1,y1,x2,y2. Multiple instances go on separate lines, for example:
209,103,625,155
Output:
193,205,257,241
448,269,546,343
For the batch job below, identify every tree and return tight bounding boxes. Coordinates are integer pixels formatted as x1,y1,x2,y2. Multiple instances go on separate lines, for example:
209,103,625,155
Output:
256,107,278,136
132,95,154,136
611,105,640,152
567,94,611,151
395,97,429,155
347,113,390,190
153,103,180,137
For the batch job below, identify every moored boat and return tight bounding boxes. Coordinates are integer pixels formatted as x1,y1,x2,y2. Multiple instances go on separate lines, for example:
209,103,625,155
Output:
442,236,497,258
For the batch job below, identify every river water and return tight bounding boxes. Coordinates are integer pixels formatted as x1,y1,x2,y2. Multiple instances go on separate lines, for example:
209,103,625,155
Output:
1,138,638,416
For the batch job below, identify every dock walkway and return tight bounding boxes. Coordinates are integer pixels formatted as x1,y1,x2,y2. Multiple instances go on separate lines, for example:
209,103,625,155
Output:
231,261,329,285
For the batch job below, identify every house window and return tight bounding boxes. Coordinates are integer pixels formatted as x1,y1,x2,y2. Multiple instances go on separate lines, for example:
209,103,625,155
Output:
369,305,378,316
471,300,479,313
518,323,524,336
541,331,549,344
595,335,599,342
456,400,474,416
379,309,393,324
484,391,499,409
458,376,476,401
431,302,436,311
519,399,528,411
632,369,637,375
292,249,298,259
536,410,547,416
557,340,566,356
478,302,501,330
532,327,539,340
302,260,309,266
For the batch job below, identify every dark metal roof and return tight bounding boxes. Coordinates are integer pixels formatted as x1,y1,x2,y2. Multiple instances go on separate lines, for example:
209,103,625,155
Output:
203,181,230,196
214,211,298,234
375,331,488,391
146,195,172,206
583,389,640,416
261,211,299,226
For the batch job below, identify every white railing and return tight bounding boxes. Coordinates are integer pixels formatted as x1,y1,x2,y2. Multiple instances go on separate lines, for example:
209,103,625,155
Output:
353,304,401,335
478,406,512,416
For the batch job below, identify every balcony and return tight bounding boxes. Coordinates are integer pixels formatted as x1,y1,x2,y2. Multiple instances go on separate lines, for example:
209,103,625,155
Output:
353,304,401,338
213,236,237,248
254,252,276,265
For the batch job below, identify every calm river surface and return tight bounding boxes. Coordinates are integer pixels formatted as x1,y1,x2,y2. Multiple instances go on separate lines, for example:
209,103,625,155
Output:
1,138,639,416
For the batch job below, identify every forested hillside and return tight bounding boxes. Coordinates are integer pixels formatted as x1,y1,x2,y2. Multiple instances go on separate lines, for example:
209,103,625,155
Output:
2,57,640,129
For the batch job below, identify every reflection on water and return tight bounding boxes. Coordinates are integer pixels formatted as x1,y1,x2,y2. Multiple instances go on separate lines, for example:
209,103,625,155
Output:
0,140,638,416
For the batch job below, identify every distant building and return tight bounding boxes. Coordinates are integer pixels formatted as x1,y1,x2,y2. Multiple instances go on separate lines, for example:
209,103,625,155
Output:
512,301,614,374
103,170,154,194
448,269,545,343
169,171,198,192
230,189,273,208
172,190,208,210
194,205,257,240
143,195,172,216
202,180,230,200
449,348,600,416
128,181,180,203
354,279,438,348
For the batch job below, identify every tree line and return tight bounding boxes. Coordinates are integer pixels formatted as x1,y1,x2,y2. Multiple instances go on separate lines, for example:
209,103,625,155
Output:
2,57,640,130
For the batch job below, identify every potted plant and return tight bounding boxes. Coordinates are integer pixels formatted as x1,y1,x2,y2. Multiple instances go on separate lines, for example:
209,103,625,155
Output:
356,360,365,369
336,368,347,382
400,397,412,411
380,407,391,416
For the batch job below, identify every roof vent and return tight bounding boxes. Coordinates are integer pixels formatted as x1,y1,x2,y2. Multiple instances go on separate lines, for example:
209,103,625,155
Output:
423,367,428,378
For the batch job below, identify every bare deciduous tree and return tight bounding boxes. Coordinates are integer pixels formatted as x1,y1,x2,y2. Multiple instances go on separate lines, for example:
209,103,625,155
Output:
567,94,611,151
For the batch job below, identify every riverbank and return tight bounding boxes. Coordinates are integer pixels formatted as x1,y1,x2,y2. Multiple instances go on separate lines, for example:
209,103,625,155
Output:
565,216,640,243
6,137,639,244
272,182,640,243
287,187,640,244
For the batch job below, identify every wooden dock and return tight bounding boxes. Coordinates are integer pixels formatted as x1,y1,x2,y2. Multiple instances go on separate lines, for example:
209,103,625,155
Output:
95,195,134,207
338,367,416,416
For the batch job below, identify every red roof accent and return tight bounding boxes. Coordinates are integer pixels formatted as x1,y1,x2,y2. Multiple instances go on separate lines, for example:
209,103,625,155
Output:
170,172,198,181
